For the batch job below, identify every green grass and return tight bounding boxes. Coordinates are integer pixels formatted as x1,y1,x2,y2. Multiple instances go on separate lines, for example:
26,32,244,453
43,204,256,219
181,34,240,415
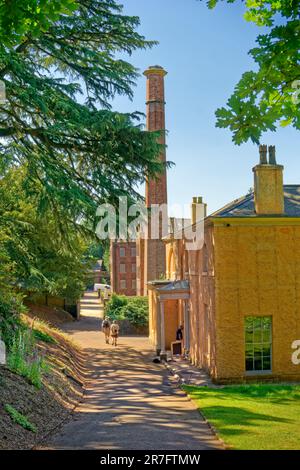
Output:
4,404,37,433
184,384,300,450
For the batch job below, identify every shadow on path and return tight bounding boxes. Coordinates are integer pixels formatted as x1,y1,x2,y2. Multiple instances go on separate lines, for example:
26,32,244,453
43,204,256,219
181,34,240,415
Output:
43,292,223,450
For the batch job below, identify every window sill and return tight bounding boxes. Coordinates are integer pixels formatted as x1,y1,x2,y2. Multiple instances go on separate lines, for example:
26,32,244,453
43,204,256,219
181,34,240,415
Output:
245,370,272,376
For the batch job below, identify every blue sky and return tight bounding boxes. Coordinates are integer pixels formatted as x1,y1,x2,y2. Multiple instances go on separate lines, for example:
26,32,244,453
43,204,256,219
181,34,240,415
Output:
112,0,299,216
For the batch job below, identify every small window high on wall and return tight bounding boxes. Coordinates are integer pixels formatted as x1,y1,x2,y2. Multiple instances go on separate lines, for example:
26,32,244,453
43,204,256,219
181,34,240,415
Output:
245,317,272,373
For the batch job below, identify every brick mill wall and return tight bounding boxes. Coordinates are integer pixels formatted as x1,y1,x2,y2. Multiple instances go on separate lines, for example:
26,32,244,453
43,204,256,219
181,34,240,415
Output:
110,241,137,296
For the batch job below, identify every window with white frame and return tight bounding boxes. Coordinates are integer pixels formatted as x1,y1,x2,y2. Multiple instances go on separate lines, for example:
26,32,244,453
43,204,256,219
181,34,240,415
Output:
120,280,126,289
245,317,272,373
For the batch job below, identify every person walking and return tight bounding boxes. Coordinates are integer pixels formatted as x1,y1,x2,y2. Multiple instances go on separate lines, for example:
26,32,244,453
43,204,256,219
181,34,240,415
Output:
110,320,120,347
102,316,111,344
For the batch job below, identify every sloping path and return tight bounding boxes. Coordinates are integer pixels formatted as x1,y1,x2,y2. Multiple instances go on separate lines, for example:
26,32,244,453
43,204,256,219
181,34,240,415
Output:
44,292,222,450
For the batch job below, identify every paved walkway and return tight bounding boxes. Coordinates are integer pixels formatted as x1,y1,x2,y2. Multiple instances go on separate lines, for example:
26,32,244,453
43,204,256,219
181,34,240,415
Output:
165,357,213,387
44,292,222,450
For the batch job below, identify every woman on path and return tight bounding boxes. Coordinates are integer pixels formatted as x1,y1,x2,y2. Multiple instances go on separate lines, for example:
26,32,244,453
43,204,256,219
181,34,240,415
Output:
110,320,120,347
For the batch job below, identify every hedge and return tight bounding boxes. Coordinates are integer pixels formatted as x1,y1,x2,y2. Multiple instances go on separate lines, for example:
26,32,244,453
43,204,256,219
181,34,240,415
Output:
104,294,148,327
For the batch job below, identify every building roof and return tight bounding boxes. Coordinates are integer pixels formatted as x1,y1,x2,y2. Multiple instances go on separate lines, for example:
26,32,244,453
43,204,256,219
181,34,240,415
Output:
148,279,190,293
157,280,189,292
211,185,300,218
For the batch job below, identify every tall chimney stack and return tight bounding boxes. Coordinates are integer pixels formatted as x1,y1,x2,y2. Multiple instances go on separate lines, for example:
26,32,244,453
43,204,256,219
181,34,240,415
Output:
143,65,168,207
141,66,168,294
253,145,284,215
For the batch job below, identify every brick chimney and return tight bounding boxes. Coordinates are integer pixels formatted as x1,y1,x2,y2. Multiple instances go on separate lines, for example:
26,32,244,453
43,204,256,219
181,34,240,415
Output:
191,197,207,225
143,65,168,207
253,145,284,215
140,66,168,295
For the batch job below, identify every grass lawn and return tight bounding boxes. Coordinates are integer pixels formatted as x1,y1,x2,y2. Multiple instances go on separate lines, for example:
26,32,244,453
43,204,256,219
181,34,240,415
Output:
184,384,300,450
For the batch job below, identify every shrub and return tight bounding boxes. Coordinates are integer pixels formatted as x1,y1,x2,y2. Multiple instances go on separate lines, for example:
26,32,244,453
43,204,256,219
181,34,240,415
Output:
7,329,47,388
0,292,26,350
105,294,148,327
4,404,37,433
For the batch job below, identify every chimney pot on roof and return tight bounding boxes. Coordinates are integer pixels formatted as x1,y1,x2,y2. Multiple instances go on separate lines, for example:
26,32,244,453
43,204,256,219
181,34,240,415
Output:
169,217,175,236
269,145,277,165
259,144,268,164
191,196,207,225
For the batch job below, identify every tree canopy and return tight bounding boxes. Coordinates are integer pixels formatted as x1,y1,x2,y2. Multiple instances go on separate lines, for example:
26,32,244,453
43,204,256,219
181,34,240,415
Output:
0,0,165,309
0,0,164,225
0,166,90,302
0,0,77,46
202,0,300,144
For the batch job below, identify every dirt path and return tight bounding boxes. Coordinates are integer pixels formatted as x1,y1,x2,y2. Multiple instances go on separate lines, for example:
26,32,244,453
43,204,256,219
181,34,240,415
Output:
43,292,222,450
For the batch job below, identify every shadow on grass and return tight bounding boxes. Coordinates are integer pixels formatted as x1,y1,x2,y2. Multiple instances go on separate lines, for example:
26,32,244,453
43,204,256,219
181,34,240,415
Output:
199,405,292,437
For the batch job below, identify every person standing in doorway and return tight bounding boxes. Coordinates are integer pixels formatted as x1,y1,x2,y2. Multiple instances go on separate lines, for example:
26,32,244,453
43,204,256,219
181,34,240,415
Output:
110,320,120,347
176,324,184,341
102,316,111,344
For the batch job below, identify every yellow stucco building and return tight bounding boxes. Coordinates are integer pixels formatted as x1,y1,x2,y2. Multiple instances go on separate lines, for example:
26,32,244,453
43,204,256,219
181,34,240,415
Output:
149,146,300,383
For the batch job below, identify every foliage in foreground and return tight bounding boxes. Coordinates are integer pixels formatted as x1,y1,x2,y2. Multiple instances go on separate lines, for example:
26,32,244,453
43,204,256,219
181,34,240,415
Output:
0,166,92,304
105,294,149,327
0,0,165,341
0,290,55,388
184,383,300,450
0,0,165,224
0,292,26,349
0,0,76,46
201,0,300,144
7,329,48,388
4,404,37,433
